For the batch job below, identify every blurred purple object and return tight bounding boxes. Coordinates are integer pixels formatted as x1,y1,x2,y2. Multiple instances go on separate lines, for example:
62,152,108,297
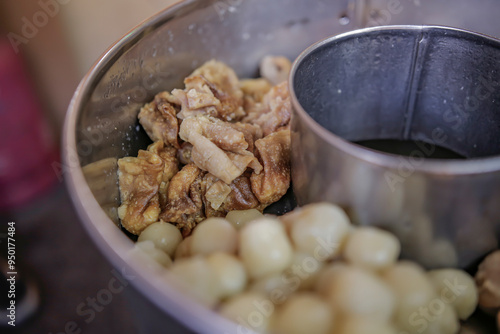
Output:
0,38,59,210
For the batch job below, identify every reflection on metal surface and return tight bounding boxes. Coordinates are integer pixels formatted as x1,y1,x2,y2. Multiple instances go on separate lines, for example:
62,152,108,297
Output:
82,158,120,226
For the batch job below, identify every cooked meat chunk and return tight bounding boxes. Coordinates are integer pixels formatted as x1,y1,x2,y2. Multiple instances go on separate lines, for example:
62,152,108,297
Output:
476,250,500,311
176,60,245,121
177,142,194,165
240,78,272,103
228,122,263,154
147,141,179,207
243,81,291,137
179,115,262,184
223,175,262,212
119,57,294,237
117,150,164,235
251,129,291,205
202,173,232,213
172,76,219,119
260,55,292,86
201,173,226,218
138,91,180,148
159,164,205,236
202,174,261,217
190,116,247,154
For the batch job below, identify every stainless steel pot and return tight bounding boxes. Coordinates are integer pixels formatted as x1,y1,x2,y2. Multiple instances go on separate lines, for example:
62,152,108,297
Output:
62,0,500,333
290,25,500,270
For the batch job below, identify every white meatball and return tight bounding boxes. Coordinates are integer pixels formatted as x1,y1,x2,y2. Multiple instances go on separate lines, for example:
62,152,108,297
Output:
135,241,173,268
427,269,478,320
314,262,348,296
327,265,395,321
272,293,334,334
382,261,438,332
338,316,398,334
250,252,324,303
138,221,183,257
239,218,293,279
398,215,434,261
225,209,264,230
169,256,219,307
419,239,459,269
284,203,350,261
174,236,192,260
420,303,459,334
343,227,401,271
207,252,247,299
191,218,238,256
219,292,274,333
250,273,295,305
284,252,325,290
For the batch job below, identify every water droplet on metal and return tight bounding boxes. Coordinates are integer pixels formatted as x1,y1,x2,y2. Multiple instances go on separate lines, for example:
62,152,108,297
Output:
339,15,350,25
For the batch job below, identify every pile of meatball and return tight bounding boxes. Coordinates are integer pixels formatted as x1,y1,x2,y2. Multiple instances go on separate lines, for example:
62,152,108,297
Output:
133,202,480,334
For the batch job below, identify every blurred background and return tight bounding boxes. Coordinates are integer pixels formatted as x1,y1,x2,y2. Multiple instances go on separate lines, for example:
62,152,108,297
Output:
0,1,178,333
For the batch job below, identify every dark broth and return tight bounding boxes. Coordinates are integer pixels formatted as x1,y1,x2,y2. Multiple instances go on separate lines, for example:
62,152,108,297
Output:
355,140,466,160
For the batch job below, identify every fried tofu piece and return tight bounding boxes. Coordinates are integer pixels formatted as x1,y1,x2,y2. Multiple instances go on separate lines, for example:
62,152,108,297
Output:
204,177,232,211
159,164,205,236
147,141,179,207
177,142,194,165
476,250,500,311
202,173,261,217
202,173,232,216
259,55,292,86
122,58,293,237
240,78,273,114
138,91,180,148
117,150,164,235
240,78,272,103
251,129,291,205
179,115,262,184
223,175,262,212
244,81,291,137
175,60,246,121
172,76,219,119
228,122,263,155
